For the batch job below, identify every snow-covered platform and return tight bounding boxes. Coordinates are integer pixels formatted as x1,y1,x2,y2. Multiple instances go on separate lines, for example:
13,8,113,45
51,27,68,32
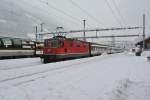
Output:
0,52,150,100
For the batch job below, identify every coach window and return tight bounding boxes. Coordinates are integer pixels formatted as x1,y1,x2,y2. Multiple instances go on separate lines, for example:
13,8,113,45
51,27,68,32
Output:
0,40,2,47
12,39,21,48
92,47,94,50
2,38,12,48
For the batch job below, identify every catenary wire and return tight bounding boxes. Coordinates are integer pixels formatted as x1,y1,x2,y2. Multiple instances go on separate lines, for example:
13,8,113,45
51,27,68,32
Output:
104,0,123,26
38,0,93,28
67,0,104,26
111,0,126,25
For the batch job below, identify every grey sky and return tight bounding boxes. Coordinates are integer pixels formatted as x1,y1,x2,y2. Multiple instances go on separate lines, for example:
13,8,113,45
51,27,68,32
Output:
0,0,150,41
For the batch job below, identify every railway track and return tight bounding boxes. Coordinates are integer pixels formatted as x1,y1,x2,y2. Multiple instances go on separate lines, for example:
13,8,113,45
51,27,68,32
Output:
0,62,43,70
0,58,42,70
0,54,116,88
0,57,98,88
0,60,87,82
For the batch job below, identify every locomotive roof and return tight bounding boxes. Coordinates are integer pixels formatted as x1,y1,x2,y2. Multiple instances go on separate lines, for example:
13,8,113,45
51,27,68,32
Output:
53,36,66,39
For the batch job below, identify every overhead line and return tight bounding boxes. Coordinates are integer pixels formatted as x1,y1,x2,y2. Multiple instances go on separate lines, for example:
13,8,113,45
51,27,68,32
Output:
111,0,126,25
68,0,104,26
104,0,123,26
39,0,80,22
22,0,83,29
39,0,93,28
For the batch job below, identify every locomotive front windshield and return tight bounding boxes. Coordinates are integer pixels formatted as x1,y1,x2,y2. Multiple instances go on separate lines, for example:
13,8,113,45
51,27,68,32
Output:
51,40,59,48
44,39,64,48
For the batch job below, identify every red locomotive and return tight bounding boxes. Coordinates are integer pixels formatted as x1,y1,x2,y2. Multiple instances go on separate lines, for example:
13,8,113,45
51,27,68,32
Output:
41,36,109,63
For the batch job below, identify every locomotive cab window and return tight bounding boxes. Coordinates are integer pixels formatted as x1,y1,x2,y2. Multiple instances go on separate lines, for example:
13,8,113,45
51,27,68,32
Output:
44,39,49,47
50,39,64,48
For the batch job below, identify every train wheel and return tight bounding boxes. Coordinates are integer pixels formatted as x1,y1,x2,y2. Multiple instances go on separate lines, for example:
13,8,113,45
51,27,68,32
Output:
43,56,49,64
43,58,48,63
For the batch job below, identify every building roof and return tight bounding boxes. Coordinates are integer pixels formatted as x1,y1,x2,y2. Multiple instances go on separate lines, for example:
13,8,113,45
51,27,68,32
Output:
135,34,150,44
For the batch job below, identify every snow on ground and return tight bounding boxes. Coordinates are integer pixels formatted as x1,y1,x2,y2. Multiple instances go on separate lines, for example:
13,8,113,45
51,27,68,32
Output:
142,50,150,57
0,58,42,70
0,52,150,100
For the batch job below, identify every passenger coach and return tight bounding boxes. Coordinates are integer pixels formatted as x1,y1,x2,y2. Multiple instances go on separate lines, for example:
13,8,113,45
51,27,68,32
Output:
0,36,35,59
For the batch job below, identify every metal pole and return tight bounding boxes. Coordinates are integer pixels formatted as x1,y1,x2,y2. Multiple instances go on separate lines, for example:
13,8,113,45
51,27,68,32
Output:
40,23,44,32
35,26,38,42
83,20,86,41
143,14,145,50
40,23,44,41
96,30,98,38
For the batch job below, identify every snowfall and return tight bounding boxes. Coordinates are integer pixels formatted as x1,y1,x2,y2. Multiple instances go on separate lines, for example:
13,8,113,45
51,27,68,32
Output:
0,51,150,100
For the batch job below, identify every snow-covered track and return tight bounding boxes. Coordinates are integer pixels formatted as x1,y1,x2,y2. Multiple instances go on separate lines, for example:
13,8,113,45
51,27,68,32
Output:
0,58,42,70
0,56,107,87
0,60,89,82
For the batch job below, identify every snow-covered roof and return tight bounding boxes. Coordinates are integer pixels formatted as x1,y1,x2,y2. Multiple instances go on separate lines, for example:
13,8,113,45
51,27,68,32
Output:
134,33,150,44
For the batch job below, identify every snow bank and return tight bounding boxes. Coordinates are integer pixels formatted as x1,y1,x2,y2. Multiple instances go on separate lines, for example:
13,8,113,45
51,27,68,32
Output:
142,50,150,56
0,53,150,100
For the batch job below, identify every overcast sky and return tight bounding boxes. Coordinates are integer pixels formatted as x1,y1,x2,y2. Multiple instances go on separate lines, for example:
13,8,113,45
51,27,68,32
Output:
0,0,150,41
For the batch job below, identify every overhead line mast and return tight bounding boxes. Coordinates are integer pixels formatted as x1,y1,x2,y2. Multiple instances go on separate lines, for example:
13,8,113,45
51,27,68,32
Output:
83,19,86,41
143,14,145,50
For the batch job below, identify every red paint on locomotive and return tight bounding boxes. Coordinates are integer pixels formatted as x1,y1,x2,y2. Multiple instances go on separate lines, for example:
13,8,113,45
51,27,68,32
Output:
42,36,90,63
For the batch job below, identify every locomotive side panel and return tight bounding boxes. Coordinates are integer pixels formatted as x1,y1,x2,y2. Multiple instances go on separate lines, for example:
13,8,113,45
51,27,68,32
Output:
62,40,90,58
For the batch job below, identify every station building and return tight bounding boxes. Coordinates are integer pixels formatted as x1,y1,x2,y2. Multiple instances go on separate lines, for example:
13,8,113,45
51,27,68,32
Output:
136,36,150,50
